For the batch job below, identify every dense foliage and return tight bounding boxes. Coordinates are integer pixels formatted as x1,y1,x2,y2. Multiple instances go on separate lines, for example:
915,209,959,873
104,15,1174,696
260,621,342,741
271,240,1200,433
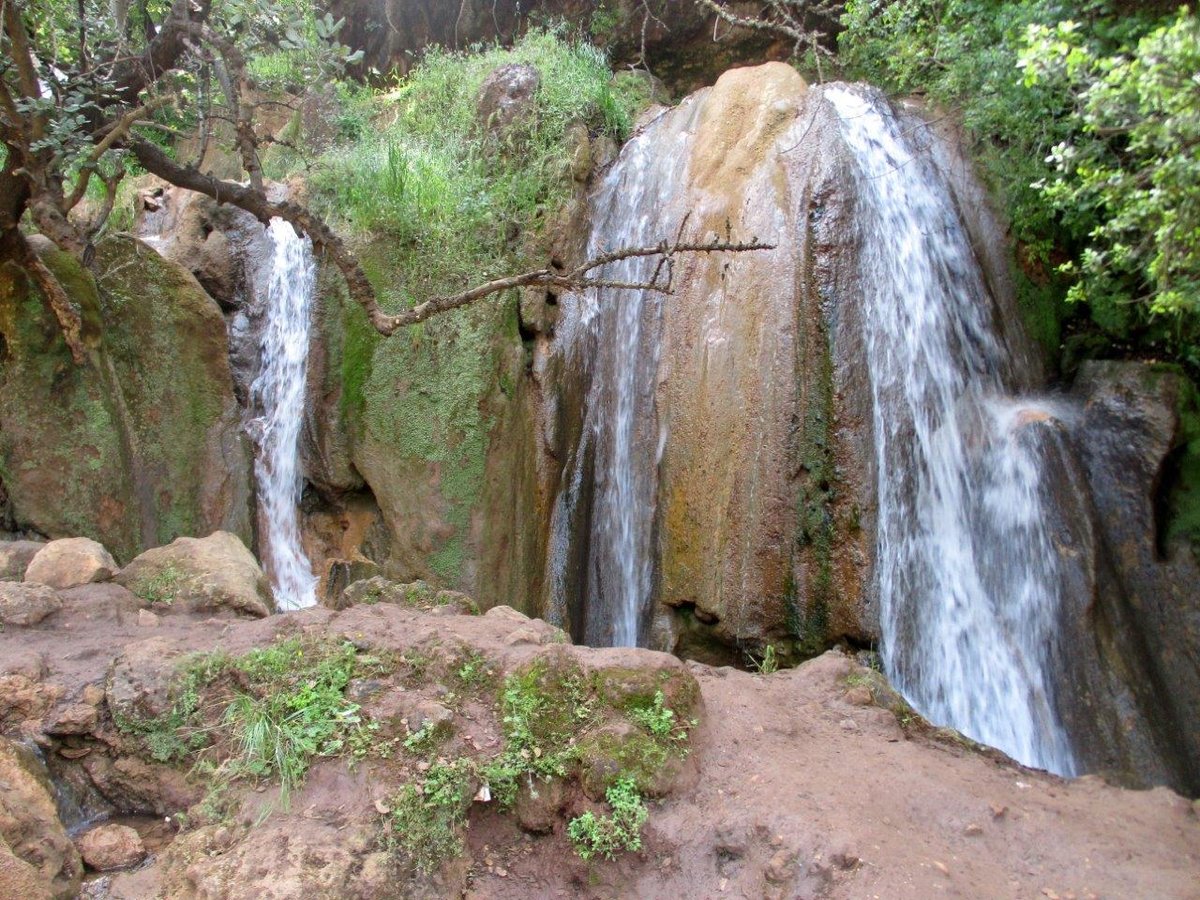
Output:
839,1,1200,372
295,28,646,306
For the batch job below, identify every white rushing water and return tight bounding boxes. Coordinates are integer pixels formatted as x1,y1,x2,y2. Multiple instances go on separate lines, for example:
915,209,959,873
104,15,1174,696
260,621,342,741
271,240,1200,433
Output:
547,114,690,647
249,218,318,611
826,85,1076,774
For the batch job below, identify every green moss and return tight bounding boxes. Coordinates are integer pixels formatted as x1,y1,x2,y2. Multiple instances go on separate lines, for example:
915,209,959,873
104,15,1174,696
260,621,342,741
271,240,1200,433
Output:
1165,371,1200,550
791,317,836,657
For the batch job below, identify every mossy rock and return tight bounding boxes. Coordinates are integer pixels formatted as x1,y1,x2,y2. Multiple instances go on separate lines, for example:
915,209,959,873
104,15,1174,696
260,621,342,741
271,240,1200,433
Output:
0,236,252,563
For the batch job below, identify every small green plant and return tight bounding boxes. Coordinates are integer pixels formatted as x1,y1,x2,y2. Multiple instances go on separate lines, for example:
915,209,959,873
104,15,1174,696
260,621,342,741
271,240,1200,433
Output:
750,644,779,675
454,651,491,688
386,758,475,874
131,563,190,605
628,690,676,738
402,719,448,753
567,776,648,861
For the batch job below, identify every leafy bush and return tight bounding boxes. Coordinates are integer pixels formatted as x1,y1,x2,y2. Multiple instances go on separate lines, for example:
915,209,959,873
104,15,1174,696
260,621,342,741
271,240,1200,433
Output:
838,1,1197,368
567,776,649,861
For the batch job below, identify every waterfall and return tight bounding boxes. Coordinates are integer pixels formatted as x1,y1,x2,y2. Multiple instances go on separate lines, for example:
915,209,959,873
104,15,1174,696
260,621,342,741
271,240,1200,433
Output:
249,218,318,611
546,114,691,647
826,85,1075,774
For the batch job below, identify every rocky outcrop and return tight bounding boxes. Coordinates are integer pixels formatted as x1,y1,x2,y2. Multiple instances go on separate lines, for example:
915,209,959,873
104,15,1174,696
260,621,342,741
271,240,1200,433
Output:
116,531,273,618
0,236,253,564
1062,361,1200,793
24,537,117,589
0,540,44,580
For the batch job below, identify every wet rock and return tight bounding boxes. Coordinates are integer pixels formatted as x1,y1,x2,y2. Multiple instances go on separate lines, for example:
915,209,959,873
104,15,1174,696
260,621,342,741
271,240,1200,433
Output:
0,836,52,900
0,737,83,898
116,532,273,618
0,540,44,580
24,539,116,590
0,582,62,626
1065,361,1200,793
77,824,146,872
82,755,199,816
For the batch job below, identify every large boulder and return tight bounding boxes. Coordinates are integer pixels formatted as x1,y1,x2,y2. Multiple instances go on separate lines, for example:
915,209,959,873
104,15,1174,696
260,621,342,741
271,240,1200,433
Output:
24,538,116,589
0,540,44,580
1066,361,1200,794
0,737,83,899
0,582,62,626
116,531,273,617
0,236,253,565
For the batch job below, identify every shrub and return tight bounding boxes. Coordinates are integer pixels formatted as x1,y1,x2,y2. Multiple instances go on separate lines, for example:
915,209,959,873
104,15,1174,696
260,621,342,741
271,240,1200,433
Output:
567,776,649,861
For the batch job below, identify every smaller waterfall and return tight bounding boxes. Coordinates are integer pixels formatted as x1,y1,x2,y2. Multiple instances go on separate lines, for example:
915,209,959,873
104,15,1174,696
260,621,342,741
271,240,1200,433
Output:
547,115,691,647
827,85,1076,774
249,218,318,611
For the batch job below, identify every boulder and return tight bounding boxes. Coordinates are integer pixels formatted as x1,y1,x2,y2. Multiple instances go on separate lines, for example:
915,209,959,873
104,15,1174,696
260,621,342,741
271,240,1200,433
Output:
116,531,273,617
0,583,62,626
0,236,253,565
0,540,44,580
24,538,116,589
0,737,83,899
76,824,146,872
477,63,540,140
341,576,477,614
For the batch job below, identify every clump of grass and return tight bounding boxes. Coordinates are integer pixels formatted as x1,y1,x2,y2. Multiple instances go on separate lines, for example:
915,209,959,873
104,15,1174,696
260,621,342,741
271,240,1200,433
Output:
113,637,386,811
386,758,475,874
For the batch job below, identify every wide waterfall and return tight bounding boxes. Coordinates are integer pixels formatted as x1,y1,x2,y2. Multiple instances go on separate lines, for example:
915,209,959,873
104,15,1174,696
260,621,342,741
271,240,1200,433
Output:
826,85,1076,774
546,112,691,647
249,218,318,611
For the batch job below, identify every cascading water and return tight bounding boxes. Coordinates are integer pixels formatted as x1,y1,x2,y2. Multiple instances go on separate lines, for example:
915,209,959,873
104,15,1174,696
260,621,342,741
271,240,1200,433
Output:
546,114,691,647
249,218,318,611
826,85,1076,774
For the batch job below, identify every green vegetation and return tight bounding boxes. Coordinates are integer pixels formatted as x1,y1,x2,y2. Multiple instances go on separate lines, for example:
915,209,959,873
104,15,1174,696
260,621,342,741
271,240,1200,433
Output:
567,776,649,861
115,637,385,809
128,563,190,606
383,657,696,872
839,1,1200,371
386,758,475,875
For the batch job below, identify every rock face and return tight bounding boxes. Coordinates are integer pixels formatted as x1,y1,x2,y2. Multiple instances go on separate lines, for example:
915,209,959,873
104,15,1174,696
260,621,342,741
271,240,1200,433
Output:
328,0,798,92
0,583,62,626
76,824,146,871
0,737,83,898
537,63,878,658
1061,361,1200,793
0,236,253,564
24,537,117,589
116,531,273,618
